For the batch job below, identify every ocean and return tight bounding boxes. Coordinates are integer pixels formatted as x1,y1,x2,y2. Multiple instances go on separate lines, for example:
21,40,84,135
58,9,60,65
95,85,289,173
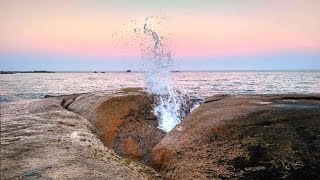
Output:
0,71,319,104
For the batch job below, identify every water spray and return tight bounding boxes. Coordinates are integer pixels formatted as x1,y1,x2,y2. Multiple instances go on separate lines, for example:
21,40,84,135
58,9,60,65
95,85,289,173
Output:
119,17,189,132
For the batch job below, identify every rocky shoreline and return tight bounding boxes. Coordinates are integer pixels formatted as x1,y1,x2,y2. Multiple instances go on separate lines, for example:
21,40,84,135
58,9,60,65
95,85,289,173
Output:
1,89,319,179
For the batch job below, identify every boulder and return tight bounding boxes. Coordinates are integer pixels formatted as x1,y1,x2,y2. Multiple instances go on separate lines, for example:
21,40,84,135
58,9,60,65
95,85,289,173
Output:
0,98,160,179
153,94,320,179
96,94,165,165
6,89,318,179
67,88,166,165
67,88,145,127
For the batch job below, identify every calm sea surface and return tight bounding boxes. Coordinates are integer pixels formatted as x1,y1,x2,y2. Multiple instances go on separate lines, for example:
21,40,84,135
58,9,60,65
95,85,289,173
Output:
1,71,319,103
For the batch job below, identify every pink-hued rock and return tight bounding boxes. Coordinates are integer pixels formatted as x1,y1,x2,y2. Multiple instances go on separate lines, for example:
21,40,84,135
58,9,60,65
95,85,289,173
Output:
153,94,320,179
0,98,160,179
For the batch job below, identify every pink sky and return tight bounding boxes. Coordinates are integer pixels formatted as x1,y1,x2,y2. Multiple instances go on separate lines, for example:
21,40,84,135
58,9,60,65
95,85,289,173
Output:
1,0,320,58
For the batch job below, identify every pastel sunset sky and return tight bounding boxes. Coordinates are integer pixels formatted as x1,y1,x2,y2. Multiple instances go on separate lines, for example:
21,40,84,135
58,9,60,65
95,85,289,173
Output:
1,0,319,71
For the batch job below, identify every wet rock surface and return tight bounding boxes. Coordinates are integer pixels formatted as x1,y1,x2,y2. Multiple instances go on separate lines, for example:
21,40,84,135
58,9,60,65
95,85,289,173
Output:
0,98,159,179
96,94,165,165
65,88,166,166
2,91,320,180
153,94,320,179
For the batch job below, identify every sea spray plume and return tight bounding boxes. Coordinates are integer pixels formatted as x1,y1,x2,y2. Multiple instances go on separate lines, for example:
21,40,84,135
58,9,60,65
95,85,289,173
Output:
130,17,189,132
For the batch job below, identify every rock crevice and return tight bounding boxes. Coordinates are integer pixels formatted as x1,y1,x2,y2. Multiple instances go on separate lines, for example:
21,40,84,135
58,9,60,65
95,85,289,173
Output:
2,92,319,179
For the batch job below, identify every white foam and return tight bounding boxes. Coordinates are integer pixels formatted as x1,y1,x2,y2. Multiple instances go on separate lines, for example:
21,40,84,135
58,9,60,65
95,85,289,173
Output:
131,17,188,132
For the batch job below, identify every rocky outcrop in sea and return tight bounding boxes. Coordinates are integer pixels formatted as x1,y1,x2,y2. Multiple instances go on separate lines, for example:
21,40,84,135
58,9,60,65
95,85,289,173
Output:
0,89,160,179
1,89,319,179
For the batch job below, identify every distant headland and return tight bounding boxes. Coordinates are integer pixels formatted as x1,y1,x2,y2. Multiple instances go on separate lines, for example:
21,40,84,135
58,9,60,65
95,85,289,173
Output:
0,71,55,74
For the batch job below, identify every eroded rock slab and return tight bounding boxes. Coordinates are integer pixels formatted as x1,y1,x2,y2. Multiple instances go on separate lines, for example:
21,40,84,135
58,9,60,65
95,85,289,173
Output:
0,98,160,179
66,88,166,166
96,94,165,165
153,94,320,179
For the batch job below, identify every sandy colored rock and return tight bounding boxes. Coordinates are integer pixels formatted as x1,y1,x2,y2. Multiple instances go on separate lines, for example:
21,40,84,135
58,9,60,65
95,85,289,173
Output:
0,98,160,179
153,94,320,179
5,89,318,179
67,88,144,126
96,94,165,165
54,88,166,166
67,91,112,126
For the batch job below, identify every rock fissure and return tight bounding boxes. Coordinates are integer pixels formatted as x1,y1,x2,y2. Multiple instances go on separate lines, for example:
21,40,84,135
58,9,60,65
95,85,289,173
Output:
4,92,319,179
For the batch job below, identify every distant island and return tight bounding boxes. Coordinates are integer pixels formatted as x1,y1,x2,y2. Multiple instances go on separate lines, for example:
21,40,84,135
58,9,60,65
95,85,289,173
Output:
0,71,55,74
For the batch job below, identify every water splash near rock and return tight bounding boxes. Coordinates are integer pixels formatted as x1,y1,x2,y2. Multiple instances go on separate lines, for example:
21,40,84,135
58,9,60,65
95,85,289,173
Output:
130,17,189,132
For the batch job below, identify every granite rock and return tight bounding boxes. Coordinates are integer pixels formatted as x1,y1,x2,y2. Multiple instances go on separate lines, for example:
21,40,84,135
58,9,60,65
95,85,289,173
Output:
153,94,320,179
0,98,160,179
